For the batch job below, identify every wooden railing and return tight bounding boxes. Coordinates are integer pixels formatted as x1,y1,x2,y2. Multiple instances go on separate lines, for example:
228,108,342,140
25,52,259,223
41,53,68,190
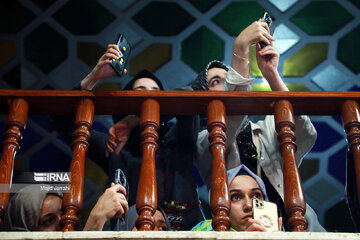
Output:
0,90,359,233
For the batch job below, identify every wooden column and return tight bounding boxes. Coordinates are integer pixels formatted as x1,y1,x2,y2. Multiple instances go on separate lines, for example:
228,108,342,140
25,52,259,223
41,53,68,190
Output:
136,99,159,231
274,100,307,232
207,100,230,231
0,98,28,228
341,100,360,204
61,98,94,231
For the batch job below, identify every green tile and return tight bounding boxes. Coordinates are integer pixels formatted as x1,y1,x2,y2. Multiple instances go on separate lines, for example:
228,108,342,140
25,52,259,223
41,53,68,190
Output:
306,178,339,204
0,0,36,34
325,200,356,232
249,45,262,77
77,42,106,68
299,158,320,183
133,2,195,36
337,25,360,74
291,1,354,35
187,0,220,13
212,2,266,36
24,23,68,74
31,0,56,10
181,26,224,73
350,0,360,9
283,43,328,77
52,0,115,35
3,65,21,89
252,83,309,91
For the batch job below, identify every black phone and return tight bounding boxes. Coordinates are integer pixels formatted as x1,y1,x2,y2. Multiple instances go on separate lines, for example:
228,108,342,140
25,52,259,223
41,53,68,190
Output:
110,34,131,77
113,168,128,228
259,12,273,48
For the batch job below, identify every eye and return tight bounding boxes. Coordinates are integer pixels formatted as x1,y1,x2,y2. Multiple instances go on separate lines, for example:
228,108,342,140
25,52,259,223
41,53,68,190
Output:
253,192,263,200
40,216,56,227
209,79,220,87
231,194,240,201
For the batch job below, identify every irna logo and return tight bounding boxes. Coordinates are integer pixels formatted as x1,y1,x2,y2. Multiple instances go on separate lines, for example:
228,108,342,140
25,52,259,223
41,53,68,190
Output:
34,172,71,182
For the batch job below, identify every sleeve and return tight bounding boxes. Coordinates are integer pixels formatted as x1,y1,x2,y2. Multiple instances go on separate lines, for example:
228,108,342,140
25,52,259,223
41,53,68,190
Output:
256,115,317,167
223,66,254,91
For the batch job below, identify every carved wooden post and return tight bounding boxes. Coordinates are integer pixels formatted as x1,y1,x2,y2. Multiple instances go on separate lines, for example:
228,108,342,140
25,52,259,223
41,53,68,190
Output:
207,100,230,231
136,99,159,231
341,100,360,204
0,99,28,228
61,98,94,231
274,100,307,231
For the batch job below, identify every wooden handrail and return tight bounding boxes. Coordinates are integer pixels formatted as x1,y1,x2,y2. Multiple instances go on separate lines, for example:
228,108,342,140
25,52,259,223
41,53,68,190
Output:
0,90,359,233
0,90,360,115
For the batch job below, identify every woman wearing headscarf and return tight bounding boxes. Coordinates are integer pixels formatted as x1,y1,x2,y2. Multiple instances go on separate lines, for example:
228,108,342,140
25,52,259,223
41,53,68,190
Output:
52,44,204,230
192,164,282,231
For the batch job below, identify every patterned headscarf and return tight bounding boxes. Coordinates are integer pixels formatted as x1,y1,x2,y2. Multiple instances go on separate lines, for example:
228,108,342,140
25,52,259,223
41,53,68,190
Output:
190,60,228,91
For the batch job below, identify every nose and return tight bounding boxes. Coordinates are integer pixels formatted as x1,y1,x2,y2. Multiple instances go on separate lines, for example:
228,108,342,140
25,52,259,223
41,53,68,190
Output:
56,215,62,231
243,197,253,213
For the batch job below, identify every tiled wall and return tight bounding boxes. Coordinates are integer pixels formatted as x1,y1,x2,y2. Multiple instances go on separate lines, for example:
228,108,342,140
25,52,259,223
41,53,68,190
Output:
1,0,360,231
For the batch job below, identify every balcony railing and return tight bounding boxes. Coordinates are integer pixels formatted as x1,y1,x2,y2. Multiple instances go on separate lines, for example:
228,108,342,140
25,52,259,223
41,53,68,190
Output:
0,90,359,239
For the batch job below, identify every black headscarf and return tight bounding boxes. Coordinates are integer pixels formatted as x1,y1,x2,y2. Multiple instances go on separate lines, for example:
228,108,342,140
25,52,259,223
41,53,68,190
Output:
190,60,228,91
112,69,164,124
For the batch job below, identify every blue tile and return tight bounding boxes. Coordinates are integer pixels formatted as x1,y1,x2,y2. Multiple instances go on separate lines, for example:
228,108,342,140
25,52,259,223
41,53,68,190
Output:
273,24,300,54
312,122,343,152
268,0,298,12
328,146,347,185
312,65,349,91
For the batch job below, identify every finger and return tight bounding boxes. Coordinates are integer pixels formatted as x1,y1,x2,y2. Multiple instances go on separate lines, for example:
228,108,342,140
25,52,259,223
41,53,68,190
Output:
107,48,121,58
108,44,119,52
106,142,114,154
122,69,127,75
111,182,115,187
278,217,282,231
115,141,127,155
247,222,267,232
111,184,126,195
119,198,129,215
105,52,120,60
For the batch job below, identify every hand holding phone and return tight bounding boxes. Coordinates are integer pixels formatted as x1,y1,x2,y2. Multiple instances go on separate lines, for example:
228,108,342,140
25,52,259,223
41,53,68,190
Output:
259,12,273,48
253,198,279,232
110,34,131,77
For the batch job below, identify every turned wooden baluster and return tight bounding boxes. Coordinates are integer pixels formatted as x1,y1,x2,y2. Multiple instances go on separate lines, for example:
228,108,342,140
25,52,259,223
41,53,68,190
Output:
274,100,307,232
61,98,94,231
341,100,360,204
207,100,230,231
0,99,28,228
136,99,159,231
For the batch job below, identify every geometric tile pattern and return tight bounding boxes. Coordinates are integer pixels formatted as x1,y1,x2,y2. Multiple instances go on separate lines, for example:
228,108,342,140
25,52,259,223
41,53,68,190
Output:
181,26,224,73
130,43,172,75
269,0,298,12
0,1,36,34
212,1,266,36
291,1,354,35
133,2,195,36
312,65,350,91
337,25,360,74
283,43,329,77
1,0,360,231
52,0,116,35
0,40,15,67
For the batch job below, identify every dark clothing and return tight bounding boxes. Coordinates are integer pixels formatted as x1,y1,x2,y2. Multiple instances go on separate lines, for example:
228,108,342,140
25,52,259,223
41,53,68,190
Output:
346,151,360,232
51,108,204,230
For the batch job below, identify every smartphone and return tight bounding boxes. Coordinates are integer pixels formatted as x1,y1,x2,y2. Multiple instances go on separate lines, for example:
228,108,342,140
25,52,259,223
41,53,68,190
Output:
253,198,279,231
114,168,128,227
259,12,273,48
110,34,131,77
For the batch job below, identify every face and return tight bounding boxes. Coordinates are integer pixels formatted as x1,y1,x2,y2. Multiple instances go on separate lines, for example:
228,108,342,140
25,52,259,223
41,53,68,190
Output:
207,67,227,91
132,78,160,91
38,194,62,231
229,175,264,231
132,210,168,231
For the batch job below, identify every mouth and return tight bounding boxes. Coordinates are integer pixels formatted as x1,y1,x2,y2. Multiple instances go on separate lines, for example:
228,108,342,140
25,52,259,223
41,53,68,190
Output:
242,214,253,220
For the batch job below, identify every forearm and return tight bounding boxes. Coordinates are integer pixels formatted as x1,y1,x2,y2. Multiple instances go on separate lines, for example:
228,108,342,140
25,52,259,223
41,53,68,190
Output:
83,211,107,231
265,70,288,91
81,71,99,90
